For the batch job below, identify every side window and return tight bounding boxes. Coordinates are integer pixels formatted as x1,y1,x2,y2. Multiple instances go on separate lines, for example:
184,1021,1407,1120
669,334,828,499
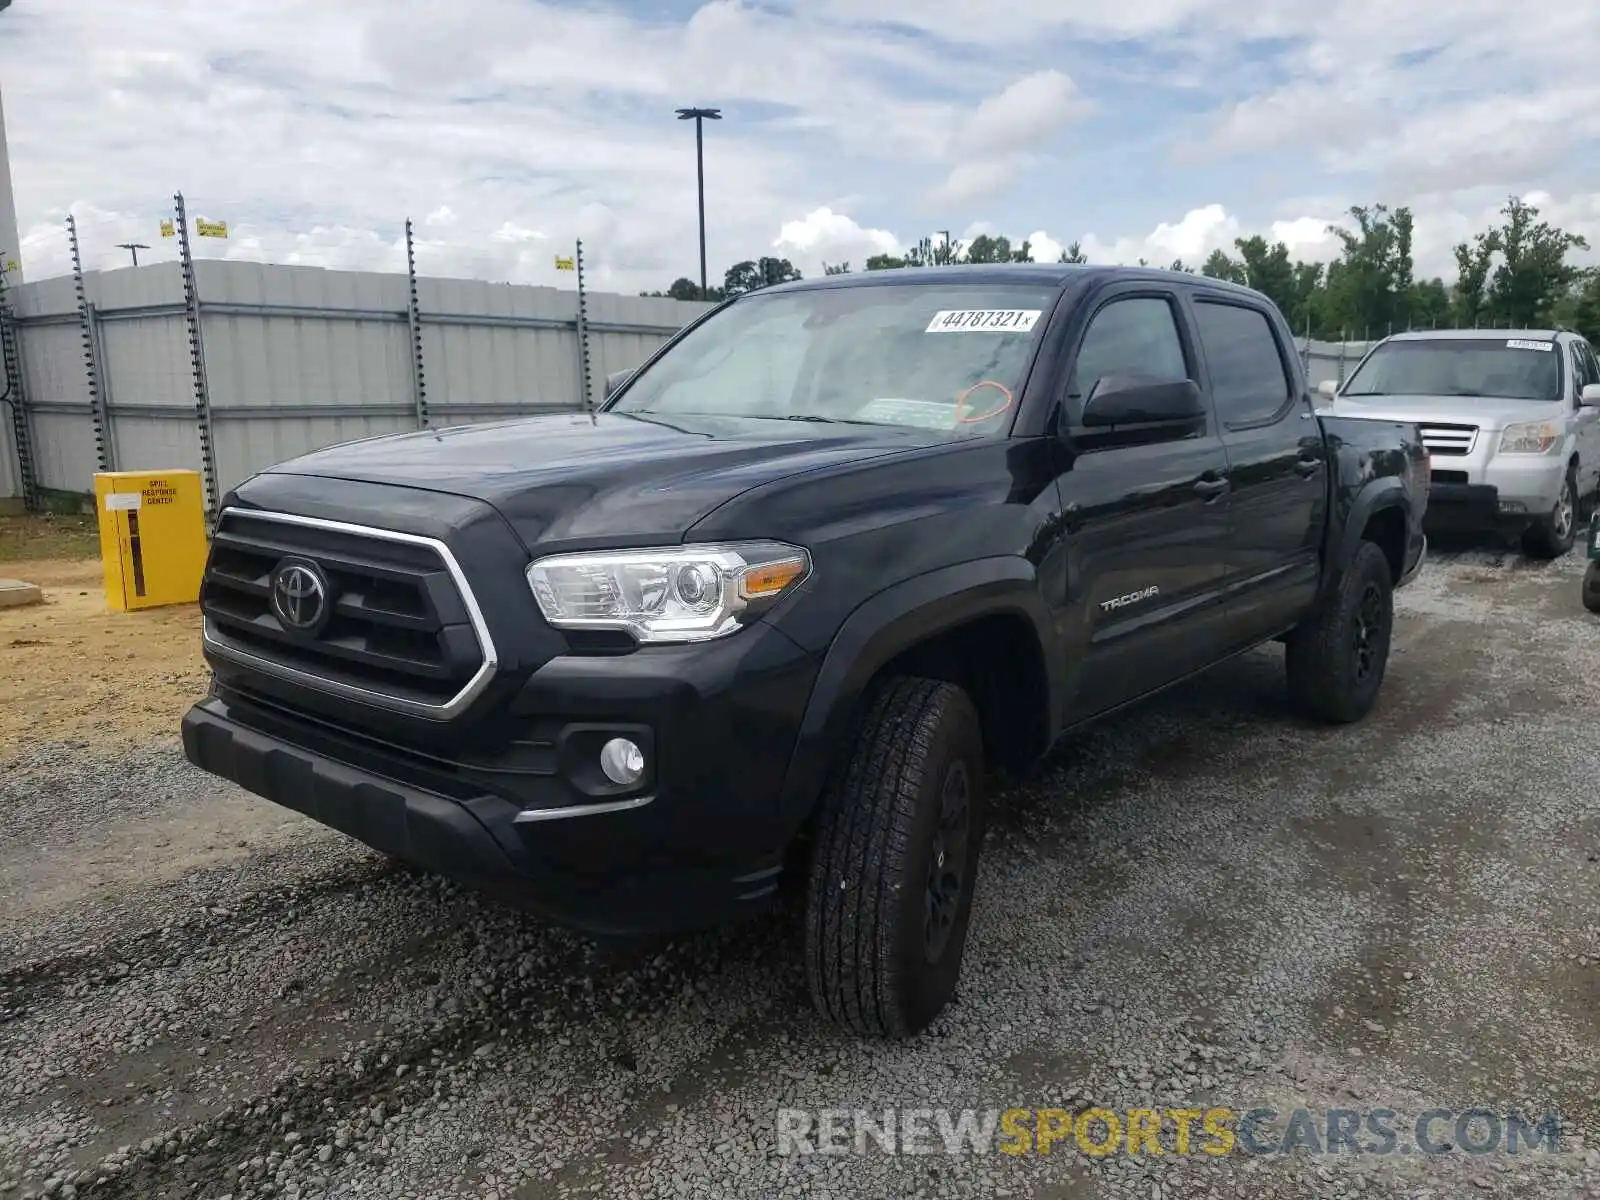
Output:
1067,296,1189,403
1193,301,1294,426
1569,341,1598,394
1584,343,1600,391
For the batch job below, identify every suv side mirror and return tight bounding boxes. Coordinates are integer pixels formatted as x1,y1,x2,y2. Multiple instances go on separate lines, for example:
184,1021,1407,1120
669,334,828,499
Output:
1080,375,1205,428
1581,383,1600,407
605,368,635,399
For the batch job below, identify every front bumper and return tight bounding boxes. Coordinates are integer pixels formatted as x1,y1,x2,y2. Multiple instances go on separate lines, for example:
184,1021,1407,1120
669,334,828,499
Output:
184,620,822,936
1425,451,1566,530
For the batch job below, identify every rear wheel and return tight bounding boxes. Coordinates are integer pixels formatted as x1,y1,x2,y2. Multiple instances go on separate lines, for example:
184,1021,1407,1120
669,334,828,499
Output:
803,677,988,1038
1285,540,1394,724
1522,466,1578,560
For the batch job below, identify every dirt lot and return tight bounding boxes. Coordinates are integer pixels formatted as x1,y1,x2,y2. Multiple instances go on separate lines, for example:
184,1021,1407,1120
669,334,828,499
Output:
2,531,1599,1199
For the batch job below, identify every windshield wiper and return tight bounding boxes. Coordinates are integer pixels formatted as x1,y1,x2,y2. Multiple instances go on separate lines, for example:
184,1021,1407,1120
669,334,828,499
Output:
756,414,888,426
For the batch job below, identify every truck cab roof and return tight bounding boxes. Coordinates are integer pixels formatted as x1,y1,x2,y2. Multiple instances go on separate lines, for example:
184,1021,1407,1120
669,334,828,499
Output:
760,262,1270,303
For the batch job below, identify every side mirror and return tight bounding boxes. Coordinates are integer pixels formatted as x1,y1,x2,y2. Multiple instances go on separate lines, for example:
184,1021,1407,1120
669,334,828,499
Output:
1580,383,1600,407
605,368,635,399
1080,375,1205,428
1316,379,1339,402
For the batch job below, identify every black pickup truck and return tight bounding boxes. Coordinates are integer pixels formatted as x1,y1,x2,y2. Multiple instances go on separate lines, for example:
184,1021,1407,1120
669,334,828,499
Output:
181,264,1427,1038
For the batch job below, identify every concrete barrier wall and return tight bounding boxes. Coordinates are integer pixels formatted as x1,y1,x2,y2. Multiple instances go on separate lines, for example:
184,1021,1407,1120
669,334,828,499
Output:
3,260,714,500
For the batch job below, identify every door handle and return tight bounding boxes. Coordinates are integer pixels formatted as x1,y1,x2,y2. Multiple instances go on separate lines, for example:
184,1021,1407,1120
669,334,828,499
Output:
1295,456,1322,477
1193,476,1229,498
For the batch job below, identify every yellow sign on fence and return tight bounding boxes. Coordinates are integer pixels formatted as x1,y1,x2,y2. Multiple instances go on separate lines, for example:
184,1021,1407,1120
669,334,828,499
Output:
195,219,229,239
94,471,210,612
554,255,575,271
159,219,176,238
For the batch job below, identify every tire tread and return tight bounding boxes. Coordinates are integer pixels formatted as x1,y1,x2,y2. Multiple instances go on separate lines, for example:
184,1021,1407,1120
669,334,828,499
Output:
804,677,968,1038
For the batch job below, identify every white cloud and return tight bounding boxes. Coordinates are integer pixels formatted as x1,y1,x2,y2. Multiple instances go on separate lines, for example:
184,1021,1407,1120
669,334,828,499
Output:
930,71,1090,209
772,208,900,274
1,0,1596,299
1078,204,1240,267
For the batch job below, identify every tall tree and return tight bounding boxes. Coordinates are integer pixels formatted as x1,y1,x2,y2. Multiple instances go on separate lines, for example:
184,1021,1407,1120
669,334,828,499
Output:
723,257,802,296
1484,196,1590,328
1553,268,1600,343
1233,235,1297,317
1202,249,1245,284
1320,204,1414,339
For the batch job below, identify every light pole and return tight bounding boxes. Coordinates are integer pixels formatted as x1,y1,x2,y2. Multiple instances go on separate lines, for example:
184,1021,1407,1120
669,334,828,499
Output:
675,106,721,300
117,242,150,267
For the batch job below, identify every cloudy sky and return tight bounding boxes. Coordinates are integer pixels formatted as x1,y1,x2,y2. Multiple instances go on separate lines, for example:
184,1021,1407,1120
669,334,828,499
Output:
2,0,1598,295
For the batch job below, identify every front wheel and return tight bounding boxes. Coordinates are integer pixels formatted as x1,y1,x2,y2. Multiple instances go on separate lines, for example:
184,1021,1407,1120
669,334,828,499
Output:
803,677,988,1038
1285,540,1395,724
1522,466,1578,560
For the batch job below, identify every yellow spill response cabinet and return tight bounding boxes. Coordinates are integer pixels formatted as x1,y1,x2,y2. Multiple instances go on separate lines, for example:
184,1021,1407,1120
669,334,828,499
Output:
94,470,210,611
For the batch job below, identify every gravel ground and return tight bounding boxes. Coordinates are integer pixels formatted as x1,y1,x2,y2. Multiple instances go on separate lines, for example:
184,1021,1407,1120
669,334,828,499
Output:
3,540,1600,1199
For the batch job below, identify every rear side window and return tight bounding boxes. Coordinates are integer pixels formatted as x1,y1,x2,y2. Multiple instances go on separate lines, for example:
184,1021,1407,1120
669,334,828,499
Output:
1193,301,1293,426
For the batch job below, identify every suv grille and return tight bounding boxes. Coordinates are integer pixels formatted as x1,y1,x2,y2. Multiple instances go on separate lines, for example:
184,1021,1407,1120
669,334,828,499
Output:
200,508,497,720
1417,423,1478,456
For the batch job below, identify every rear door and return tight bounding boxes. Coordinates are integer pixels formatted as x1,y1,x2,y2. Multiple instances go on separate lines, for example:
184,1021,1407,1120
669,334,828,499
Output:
1053,284,1234,721
1185,291,1327,645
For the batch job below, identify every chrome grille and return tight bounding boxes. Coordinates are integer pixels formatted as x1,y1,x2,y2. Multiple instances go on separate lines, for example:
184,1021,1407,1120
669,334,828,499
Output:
200,508,497,720
1417,423,1478,456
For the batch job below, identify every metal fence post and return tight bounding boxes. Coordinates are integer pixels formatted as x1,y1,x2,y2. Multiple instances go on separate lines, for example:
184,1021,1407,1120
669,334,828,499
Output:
575,239,592,413
68,215,114,473
175,192,219,519
404,218,429,429
0,263,37,511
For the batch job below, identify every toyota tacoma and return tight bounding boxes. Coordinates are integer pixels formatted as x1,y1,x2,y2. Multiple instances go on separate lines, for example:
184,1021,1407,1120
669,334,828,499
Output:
182,264,1428,1038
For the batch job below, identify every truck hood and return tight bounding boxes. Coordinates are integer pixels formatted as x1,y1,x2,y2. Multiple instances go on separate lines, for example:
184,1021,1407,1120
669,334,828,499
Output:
1330,392,1566,431
263,409,949,549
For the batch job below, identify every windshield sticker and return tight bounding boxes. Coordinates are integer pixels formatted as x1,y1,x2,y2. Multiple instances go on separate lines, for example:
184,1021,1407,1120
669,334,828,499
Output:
1506,339,1554,351
856,397,959,430
924,309,1041,334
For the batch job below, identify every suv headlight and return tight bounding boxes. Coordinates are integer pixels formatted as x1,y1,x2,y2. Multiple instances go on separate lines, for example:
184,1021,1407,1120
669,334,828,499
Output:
1498,421,1561,454
526,541,811,644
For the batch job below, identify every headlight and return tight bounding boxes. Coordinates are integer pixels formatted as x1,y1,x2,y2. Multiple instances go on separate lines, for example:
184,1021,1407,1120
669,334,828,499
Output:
1497,421,1561,454
526,541,811,644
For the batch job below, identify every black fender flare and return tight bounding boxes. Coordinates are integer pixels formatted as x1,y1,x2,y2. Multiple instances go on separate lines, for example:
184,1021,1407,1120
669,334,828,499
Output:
776,556,1063,829
1332,475,1408,578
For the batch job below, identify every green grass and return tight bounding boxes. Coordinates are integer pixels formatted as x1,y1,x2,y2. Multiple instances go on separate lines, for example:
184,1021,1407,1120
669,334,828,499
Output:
0,513,102,563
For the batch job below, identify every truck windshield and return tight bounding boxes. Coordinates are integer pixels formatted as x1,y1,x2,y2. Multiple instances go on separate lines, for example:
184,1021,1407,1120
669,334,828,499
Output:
1341,337,1562,401
607,282,1058,434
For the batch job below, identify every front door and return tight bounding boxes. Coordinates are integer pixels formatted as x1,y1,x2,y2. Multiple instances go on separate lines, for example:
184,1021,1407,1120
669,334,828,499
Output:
1569,339,1600,497
1053,288,1235,722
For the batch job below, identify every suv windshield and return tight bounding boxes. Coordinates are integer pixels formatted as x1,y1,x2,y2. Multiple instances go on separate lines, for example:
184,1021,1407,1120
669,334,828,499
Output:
607,282,1058,434
1342,337,1562,401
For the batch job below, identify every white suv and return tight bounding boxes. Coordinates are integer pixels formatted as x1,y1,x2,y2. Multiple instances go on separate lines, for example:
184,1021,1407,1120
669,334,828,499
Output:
1320,329,1600,558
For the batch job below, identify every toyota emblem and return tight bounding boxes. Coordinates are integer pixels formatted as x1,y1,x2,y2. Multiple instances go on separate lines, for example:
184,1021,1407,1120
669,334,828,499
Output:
269,558,331,634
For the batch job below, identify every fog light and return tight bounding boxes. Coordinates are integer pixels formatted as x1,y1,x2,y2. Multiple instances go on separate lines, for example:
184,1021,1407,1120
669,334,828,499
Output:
598,737,646,786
